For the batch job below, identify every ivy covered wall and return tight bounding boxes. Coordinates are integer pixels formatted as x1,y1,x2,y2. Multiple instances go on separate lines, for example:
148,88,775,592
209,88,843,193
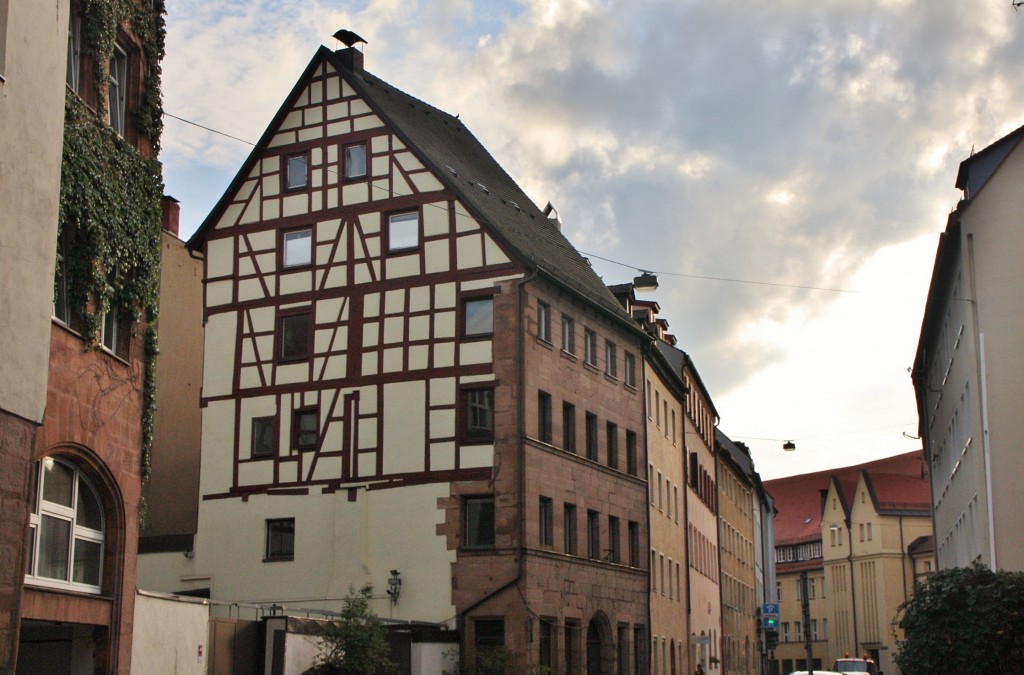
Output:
58,0,166,480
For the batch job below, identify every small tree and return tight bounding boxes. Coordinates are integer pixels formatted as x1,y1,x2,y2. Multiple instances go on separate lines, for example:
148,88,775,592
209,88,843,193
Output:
313,584,395,675
895,563,1024,674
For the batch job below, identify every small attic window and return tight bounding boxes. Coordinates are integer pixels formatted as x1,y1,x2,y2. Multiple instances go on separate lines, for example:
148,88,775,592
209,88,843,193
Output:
285,154,308,191
343,143,367,180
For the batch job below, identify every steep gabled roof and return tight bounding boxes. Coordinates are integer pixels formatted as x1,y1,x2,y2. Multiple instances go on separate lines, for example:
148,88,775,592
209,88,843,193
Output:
764,450,928,547
190,46,638,332
954,123,1024,200
656,341,719,420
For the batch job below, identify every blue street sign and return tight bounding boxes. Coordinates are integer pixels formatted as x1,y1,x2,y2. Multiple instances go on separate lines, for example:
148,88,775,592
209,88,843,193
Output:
762,603,780,630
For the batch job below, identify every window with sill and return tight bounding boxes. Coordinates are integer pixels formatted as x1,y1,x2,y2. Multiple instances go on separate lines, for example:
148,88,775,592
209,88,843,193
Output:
292,409,318,451
626,430,637,476
387,211,419,252
265,518,294,561
108,44,128,135
585,412,598,461
101,302,130,359
539,496,553,547
278,312,310,361
462,297,494,336
628,521,640,567
537,301,550,342
463,388,494,443
562,402,576,453
605,340,617,378
584,328,597,366
252,417,275,458
608,516,620,563
606,421,618,470
283,228,312,268
25,458,105,593
537,390,552,444
561,315,575,354
587,510,600,560
624,351,636,387
564,503,577,555
285,154,308,191
343,142,367,180
464,496,495,548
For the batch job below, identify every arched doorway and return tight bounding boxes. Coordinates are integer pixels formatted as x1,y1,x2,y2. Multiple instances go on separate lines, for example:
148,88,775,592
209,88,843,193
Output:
586,612,613,675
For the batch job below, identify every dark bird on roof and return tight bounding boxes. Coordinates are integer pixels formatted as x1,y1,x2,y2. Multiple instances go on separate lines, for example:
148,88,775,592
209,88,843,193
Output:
333,30,367,48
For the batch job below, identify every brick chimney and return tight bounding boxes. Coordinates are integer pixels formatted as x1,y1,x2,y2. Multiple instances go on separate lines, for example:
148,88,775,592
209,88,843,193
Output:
160,196,180,236
336,47,363,72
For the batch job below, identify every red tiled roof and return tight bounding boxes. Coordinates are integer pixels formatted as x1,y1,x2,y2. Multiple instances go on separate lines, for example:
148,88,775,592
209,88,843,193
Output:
764,451,928,546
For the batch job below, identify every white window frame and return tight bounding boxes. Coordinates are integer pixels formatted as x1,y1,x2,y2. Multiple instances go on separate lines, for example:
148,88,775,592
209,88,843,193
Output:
387,211,419,252
342,142,367,180
108,43,128,135
25,457,105,594
66,9,82,91
283,228,312,268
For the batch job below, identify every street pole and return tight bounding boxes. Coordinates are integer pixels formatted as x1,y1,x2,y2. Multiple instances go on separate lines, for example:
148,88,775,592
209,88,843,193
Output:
800,571,813,675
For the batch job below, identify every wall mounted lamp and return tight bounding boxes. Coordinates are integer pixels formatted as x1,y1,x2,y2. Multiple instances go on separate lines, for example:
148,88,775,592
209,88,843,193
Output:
386,569,402,605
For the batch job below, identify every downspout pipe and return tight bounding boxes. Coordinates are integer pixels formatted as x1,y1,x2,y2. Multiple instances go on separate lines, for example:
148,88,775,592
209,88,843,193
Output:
455,264,538,651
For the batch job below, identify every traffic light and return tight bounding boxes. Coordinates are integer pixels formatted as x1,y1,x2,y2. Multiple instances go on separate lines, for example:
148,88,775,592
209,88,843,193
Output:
765,616,778,630
765,629,779,649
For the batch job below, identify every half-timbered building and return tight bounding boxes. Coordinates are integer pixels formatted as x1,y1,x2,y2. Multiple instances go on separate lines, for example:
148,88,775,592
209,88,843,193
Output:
170,43,651,672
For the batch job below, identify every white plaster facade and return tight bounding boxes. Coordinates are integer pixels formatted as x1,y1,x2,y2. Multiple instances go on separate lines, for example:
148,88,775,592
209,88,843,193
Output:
913,128,1024,572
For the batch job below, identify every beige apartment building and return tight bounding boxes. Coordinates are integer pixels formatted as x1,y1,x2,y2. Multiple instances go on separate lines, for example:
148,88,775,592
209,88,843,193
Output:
766,452,933,675
628,296,690,675
912,124,1024,572
716,432,760,675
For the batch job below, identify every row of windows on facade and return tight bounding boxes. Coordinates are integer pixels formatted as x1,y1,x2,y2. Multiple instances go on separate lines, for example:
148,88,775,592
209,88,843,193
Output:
648,464,681,523
476,616,648,675
279,208,428,274
523,496,643,567
777,618,827,643
273,290,493,366
775,575,825,602
684,373,714,447
720,467,752,518
262,497,644,569
644,381,679,444
538,302,638,388
536,391,640,474
688,524,718,581
774,541,823,564
281,143,368,195
248,384,496,459
689,453,717,511
650,636,687,675
720,521,755,572
67,10,129,136
650,549,684,603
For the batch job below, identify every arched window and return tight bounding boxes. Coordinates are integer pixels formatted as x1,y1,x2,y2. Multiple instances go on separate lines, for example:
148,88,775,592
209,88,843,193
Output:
25,457,105,593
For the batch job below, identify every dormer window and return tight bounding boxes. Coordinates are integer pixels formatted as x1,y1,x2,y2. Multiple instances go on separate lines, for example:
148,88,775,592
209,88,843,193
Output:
285,154,308,190
108,44,128,135
343,143,367,180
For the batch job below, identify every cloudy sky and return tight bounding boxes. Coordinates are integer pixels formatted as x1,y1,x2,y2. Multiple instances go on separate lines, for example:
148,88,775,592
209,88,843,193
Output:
160,0,1024,480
